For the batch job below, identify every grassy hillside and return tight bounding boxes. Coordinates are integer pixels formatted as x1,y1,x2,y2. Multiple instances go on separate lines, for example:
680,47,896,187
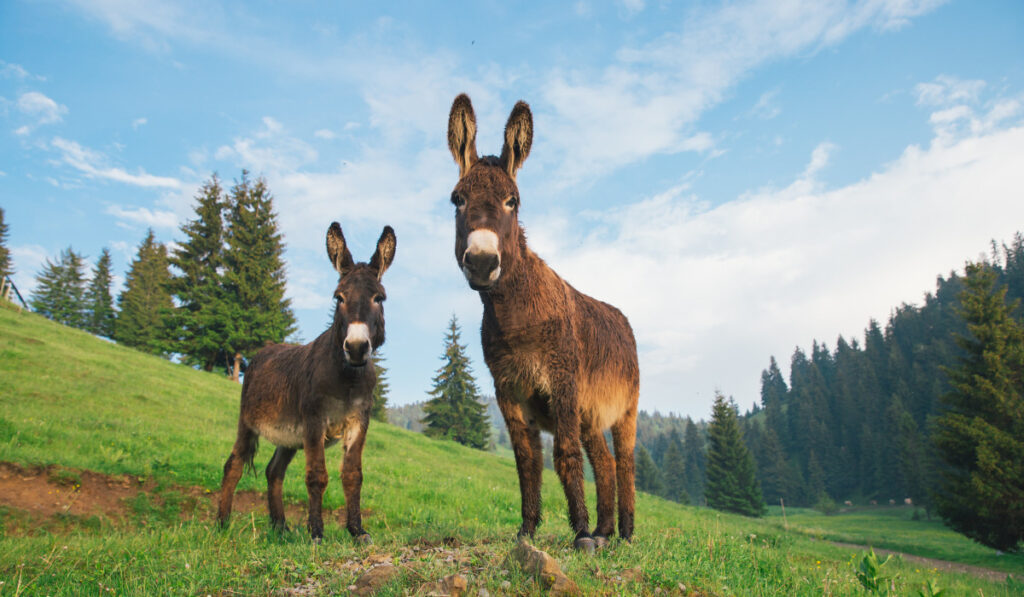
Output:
0,305,1020,595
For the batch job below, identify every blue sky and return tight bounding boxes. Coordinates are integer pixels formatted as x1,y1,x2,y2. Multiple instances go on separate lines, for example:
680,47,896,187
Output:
3,0,1023,419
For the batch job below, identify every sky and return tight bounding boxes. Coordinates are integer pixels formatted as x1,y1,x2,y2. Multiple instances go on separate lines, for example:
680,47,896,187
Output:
2,0,1023,420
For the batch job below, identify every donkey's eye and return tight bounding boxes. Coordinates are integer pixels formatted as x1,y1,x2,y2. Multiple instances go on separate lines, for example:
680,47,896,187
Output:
335,294,345,305
451,192,466,208
373,294,385,304
505,195,519,210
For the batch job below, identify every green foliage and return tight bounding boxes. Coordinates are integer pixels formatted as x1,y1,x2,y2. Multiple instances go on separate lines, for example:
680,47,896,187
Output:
853,548,897,594
83,248,115,338
934,262,1024,552
814,494,838,516
371,351,390,423
916,578,945,597
422,315,490,449
220,172,296,378
115,229,174,356
169,174,229,371
30,246,87,328
660,432,689,503
0,206,12,279
634,444,663,495
706,392,765,517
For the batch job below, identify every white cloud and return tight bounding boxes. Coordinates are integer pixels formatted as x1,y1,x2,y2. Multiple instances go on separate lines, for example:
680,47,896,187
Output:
105,205,178,230
9,244,50,300
313,129,336,140
14,125,31,136
529,117,1024,416
618,0,645,15
215,117,318,173
803,141,837,179
52,137,183,188
0,61,44,80
17,91,67,128
749,88,782,119
132,117,148,129
540,0,946,186
915,75,985,106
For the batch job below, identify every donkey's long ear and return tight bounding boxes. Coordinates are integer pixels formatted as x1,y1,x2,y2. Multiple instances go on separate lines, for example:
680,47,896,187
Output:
500,101,533,179
326,222,355,276
369,225,396,280
448,94,478,178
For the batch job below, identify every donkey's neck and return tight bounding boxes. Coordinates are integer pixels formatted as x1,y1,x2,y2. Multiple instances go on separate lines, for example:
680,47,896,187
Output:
480,240,564,331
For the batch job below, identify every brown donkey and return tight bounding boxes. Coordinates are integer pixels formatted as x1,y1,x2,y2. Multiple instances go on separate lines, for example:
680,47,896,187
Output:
446,94,640,552
217,222,396,543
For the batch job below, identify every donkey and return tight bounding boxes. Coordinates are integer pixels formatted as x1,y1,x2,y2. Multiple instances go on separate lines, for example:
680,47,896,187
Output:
217,222,396,543
446,94,640,552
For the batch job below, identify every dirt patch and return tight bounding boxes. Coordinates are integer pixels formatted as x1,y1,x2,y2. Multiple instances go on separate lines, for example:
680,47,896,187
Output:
830,541,1020,584
0,462,360,532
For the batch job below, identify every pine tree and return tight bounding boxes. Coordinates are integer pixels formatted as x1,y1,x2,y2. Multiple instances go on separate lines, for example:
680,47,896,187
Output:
170,174,229,371
115,229,174,356
705,392,765,517
934,263,1024,551
635,444,664,495
0,207,12,280
371,351,391,423
683,417,706,504
661,433,690,504
83,248,115,337
31,246,87,328
221,172,296,380
422,315,491,449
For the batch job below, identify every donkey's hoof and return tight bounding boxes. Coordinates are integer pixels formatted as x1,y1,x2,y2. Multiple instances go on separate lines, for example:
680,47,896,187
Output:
355,533,373,546
573,536,596,554
592,535,610,549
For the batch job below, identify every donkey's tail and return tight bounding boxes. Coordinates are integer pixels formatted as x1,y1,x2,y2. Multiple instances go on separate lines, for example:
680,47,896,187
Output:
232,419,259,477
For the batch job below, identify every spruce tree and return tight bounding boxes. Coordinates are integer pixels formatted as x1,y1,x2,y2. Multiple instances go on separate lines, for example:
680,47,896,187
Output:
83,248,115,337
371,351,391,423
422,315,491,449
221,172,296,380
661,433,690,504
934,263,1024,551
0,207,12,280
705,392,765,517
170,174,229,371
31,246,87,328
115,229,174,356
683,417,706,504
635,444,664,495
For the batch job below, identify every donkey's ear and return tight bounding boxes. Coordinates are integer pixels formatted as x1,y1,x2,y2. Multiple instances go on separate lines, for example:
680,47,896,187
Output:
326,222,355,276
448,94,478,178
500,101,533,179
369,225,396,280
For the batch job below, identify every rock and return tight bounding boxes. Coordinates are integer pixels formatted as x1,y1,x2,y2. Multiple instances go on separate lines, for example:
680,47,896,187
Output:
419,573,469,597
353,564,399,596
511,539,580,595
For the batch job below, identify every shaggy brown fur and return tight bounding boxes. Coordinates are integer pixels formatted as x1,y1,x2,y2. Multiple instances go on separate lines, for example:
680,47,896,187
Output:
446,94,640,552
217,223,395,542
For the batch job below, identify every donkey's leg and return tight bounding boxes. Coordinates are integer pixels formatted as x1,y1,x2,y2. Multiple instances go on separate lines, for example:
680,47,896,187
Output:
265,446,296,532
303,430,329,542
611,410,638,541
550,383,592,551
496,393,543,539
218,421,257,527
341,417,371,544
581,422,616,546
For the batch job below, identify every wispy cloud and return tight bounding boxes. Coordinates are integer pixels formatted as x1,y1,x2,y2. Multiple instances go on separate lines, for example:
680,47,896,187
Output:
52,137,183,188
15,91,67,133
132,117,148,129
105,205,178,230
0,60,45,81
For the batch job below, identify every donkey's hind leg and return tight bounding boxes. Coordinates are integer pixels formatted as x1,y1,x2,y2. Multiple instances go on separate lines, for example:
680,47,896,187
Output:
611,411,637,541
266,446,296,532
218,421,258,527
581,423,616,546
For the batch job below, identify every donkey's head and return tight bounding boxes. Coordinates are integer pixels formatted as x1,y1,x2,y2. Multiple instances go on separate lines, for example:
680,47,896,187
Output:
325,223,396,367
447,94,532,291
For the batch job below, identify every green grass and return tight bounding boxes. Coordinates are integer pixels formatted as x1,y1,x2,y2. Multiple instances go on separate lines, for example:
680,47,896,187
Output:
0,304,1021,596
764,506,1024,574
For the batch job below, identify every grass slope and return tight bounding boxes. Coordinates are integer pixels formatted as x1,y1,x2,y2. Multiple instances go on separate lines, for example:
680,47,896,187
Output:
0,305,1021,596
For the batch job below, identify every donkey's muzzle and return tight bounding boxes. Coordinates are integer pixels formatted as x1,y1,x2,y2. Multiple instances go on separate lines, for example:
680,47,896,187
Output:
343,339,370,366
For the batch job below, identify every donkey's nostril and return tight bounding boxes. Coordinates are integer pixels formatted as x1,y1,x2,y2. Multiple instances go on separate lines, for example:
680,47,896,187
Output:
464,251,499,276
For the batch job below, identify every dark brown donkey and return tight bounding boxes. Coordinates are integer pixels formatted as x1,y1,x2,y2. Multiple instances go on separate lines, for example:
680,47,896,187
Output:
217,222,396,543
446,94,640,552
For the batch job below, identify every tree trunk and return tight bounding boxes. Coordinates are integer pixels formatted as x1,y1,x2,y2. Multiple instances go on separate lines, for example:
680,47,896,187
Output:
232,352,241,382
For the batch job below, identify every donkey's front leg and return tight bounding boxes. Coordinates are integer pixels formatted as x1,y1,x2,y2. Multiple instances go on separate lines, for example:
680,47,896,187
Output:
497,391,544,539
303,429,329,542
341,417,371,544
550,378,593,552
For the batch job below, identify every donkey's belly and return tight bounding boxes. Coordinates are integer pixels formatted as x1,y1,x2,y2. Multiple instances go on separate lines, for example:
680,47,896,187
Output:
255,420,306,449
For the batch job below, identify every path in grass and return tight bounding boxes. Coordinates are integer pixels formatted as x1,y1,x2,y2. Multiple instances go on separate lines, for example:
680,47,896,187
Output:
827,541,1017,584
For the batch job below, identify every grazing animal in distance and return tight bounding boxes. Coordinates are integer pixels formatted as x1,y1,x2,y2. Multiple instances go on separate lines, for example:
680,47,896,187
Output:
217,222,396,543
445,94,640,552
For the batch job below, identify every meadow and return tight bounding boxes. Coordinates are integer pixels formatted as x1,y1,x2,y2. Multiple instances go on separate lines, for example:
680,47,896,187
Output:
0,304,1021,595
